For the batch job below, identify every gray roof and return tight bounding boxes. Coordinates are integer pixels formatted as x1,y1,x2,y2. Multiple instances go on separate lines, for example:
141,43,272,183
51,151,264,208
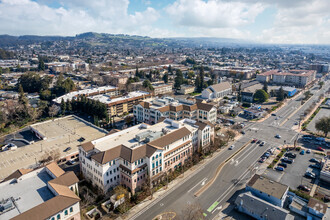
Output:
235,192,294,220
209,82,231,93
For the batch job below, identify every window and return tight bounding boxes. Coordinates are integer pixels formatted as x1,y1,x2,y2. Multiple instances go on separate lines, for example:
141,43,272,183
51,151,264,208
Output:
51,218,55,220
156,155,158,159
69,207,73,213
57,214,61,220
64,210,68,216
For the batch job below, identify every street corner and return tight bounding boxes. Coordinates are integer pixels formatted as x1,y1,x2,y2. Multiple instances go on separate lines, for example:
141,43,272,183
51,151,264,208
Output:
153,211,176,220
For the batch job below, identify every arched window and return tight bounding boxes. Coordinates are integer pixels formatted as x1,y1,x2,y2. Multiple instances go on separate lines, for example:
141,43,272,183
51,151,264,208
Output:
57,214,61,219
64,210,68,215
70,207,73,213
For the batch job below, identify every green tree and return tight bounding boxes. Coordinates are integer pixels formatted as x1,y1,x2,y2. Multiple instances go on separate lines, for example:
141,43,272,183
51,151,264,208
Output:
162,73,169,84
237,83,242,102
143,80,154,91
315,117,330,137
18,84,28,108
253,89,269,103
318,81,324,89
187,71,195,79
199,66,205,91
174,69,184,89
38,58,45,71
263,82,268,93
60,98,66,115
276,87,285,101
168,65,173,74
195,76,201,92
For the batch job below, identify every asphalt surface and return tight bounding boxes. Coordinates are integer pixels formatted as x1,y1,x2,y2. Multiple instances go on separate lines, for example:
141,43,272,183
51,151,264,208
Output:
307,108,330,134
130,79,330,220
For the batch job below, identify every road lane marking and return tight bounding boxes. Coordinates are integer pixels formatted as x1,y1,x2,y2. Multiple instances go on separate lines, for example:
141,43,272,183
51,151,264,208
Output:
187,177,207,193
207,201,219,212
211,205,222,214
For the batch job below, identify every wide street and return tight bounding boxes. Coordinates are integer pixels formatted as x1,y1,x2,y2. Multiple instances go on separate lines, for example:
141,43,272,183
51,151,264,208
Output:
130,79,329,220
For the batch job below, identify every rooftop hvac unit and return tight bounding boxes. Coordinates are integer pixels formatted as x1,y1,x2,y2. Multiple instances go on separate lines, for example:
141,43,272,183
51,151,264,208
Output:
171,121,179,128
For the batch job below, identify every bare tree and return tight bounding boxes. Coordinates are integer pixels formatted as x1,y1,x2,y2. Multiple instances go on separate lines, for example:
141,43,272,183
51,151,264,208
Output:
179,203,205,220
48,104,60,119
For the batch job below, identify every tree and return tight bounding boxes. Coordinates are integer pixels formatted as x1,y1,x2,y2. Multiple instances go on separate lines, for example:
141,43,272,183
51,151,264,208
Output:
187,71,195,79
174,69,184,89
207,79,213,87
237,83,242,102
195,76,201,92
315,117,330,137
180,203,205,220
277,86,285,101
60,98,66,115
263,82,268,93
48,104,60,119
18,84,28,108
253,89,268,103
38,58,45,71
319,81,324,89
225,129,236,142
168,65,172,74
199,66,205,91
162,73,169,84
142,80,154,91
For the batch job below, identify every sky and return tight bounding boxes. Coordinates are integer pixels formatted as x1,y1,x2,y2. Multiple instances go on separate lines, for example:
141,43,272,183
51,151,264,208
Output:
0,0,330,44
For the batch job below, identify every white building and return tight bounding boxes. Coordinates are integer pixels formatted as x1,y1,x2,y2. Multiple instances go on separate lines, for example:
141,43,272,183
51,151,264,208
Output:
201,82,232,101
79,118,214,194
0,163,80,220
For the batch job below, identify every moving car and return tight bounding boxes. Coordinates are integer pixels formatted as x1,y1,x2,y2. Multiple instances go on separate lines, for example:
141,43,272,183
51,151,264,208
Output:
271,113,277,116
275,134,281,139
275,166,284,171
229,145,235,150
298,185,311,192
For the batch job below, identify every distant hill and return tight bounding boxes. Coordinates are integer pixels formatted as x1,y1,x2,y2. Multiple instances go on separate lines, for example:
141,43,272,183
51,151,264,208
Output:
0,32,257,48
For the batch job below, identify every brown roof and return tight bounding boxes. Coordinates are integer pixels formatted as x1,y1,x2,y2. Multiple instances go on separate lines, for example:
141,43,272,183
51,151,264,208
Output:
210,82,231,93
182,104,197,111
49,171,79,186
308,198,328,214
148,127,191,148
197,102,215,112
158,105,170,112
46,162,65,178
80,141,95,152
107,129,120,135
2,168,33,182
92,144,158,164
11,195,80,220
194,121,208,130
169,105,183,112
139,101,150,109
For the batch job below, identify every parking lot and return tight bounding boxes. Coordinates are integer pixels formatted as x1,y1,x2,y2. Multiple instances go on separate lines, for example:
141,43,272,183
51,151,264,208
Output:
307,108,330,136
263,149,329,197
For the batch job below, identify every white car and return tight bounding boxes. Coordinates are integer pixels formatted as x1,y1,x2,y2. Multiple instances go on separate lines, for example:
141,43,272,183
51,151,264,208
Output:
229,145,235,150
275,134,281,138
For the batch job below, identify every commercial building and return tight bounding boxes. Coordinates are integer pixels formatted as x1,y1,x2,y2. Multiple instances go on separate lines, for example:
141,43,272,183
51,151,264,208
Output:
275,87,297,97
246,174,289,207
201,82,232,101
320,158,330,183
214,67,257,80
177,85,195,95
79,118,214,194
256,69,316,88
90,91,151,117
0,163,80,220
53,86,119,104
134,97,217,124
310,63,330,73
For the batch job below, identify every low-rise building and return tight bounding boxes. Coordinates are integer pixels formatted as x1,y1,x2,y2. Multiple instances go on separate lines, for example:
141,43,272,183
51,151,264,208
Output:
0,163,80,220
90,91,151,117
79,118,214,194
320,158,330,183
134,97,217,124
246,174,289,208
152,83,173,95
201,82,232,101
275,86,297,97
177,85,195,95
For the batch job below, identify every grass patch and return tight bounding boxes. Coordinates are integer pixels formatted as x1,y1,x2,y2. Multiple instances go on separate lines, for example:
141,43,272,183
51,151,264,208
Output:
268,149,287,168
289,188,311,201
189,92,201,96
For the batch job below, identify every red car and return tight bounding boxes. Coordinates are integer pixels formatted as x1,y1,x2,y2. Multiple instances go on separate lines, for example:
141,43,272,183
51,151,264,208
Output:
258,157,266,163
252,139,258,143
317,147,325,152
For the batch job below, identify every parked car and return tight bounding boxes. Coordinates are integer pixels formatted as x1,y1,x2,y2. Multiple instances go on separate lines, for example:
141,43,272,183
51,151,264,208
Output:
63,147,72,152
305,172,316,179
285,152,297,158
281,158,294,164
67,160,77,165
306,149,311,154
78,137,85,142
260,141,266,146
259,157,266,163
310,158,320,163
317,147,325,152
298,185,311,192
300,150,305,155
241,131,245,135
271,113,276,116
263,152,271,158
252,139,258,143
278,163,287,168
309,164,321,169
229,145,235,150
275,166,284,171
275,134,281,139
257,140,261,144
294,122,299,125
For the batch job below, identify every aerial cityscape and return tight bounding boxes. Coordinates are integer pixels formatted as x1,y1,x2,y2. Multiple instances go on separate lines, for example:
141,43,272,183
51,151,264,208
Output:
0,0,330,220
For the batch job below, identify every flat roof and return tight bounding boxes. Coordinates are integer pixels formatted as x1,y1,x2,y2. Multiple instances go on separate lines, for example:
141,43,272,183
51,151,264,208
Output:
0,169,54,220
53,85,118,103
247,174,288,200
0,115,107,180
89,91,149,104
91,119,197,152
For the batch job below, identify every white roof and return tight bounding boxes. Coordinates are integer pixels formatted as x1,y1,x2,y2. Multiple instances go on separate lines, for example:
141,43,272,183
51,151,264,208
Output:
89,91,149,104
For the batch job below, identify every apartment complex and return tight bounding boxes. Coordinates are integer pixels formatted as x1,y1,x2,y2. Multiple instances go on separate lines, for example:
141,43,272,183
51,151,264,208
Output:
201,82,232,101
0,163,80,220
133,97,217,124
152,83,173,95
256,69,316,87
90,91,151,117
177,85,195,95
53,86,119,104
79,118,214,194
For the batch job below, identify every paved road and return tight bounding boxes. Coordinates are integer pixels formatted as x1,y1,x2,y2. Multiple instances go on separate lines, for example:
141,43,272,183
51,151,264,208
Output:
130,80,329,220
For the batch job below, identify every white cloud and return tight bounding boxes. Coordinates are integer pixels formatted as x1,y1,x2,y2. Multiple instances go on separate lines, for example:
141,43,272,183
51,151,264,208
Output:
166,0,264,28
0,0,159,36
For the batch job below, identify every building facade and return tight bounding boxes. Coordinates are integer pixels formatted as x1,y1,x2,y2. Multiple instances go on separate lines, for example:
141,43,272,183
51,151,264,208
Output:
79,118,214,194
133,97,217,124
201,82,232,101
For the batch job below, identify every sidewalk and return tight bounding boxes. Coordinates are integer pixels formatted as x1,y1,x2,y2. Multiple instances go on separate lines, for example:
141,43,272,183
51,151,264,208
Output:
119,136,242,220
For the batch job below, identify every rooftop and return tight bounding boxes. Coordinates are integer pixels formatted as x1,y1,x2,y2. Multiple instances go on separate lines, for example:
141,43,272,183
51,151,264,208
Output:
0,169,54,220
89,91,149,104
247,174,288,200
